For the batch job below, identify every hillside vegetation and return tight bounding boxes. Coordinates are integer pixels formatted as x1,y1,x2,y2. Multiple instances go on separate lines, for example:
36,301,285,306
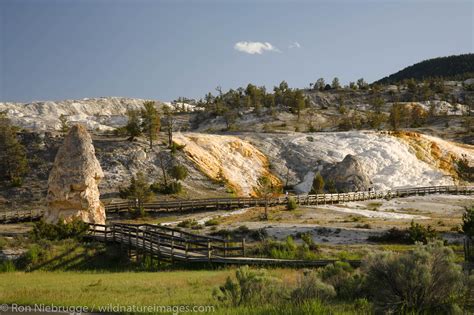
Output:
377,53,474,84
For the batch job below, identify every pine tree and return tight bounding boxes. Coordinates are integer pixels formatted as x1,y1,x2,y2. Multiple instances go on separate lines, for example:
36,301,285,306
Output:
119,172,153,208
0,114,28,186
315,78,325,91
140,101,160,150
389,103,402,130
59,114,69,133
124,109,142,141
311,173,325,194
162,106,175,148
170,164,188,181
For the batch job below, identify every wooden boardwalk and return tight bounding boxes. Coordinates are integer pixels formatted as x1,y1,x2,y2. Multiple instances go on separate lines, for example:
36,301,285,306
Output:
1,185,472,223
88,222,359,267
105,185,473,213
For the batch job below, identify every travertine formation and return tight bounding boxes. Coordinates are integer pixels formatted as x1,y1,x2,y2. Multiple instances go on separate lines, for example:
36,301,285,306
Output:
45,125,105,224
321,154,373,192
173,133,281,196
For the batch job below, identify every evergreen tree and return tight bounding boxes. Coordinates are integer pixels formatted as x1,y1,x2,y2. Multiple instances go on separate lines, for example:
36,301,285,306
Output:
357,78,368,90
162,106,175,148
331,77,341,90
119,172,153,208
315,78,325,91
140,101,160,150
124,109,142,141
389,103,402,130
462,206,474,237
311,173,325,194
170,164,188,181
59,114,69,133
0,113,28,186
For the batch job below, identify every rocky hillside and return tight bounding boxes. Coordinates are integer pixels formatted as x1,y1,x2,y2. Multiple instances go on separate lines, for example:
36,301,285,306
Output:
0,129,472,212
0,97,198,132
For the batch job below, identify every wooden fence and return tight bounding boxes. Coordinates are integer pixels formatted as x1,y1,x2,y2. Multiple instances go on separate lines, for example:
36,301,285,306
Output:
1,185,472,223
88,222,360,267
0,209,43,223
105,185,474,213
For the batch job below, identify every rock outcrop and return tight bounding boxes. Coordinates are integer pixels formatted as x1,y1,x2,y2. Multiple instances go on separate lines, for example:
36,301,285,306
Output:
173,133,281,196
45,125,105,224
321,154,372,192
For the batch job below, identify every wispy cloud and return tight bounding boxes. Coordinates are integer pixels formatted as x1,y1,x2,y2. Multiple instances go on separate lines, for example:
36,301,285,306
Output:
289,41,301,49
234,41,280,55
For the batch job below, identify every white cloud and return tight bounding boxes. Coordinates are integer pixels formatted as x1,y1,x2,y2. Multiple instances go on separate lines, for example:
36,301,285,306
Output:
289,41,301,49
234,41,280,55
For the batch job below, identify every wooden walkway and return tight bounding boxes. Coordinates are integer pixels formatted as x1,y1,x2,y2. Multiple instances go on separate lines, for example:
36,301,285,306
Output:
1,185,473,223
105,185,473,213
88,223,359,267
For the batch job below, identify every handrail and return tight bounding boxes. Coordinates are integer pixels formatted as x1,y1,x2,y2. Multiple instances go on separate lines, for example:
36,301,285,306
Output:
104,185,473,212
1,185,472,223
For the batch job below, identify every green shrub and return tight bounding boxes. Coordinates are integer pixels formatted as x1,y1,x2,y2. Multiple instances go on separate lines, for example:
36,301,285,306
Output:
368,221,438,244
407,221,438,243
213,266,285,306
363,242,464,313
204,218,220,226
319,261,365,301
31,218,89,241
151,181,182,194
256,236,317,260
0,260,16,272
128,206,146,219
177,219,202,230
169,142,186,154
291,270,336,304
462,206,474,237
300,232,318,251
286,197,297,210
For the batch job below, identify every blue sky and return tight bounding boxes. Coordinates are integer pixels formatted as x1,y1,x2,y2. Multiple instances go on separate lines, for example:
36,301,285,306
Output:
1,0,472,102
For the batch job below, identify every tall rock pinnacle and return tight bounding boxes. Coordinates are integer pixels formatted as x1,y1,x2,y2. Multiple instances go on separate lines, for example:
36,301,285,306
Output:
45,125,105,224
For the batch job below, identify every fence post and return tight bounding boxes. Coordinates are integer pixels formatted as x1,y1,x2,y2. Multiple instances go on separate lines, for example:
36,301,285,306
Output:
242,238,246,257
207,240,211,261
171,232,175,263
157,234,161,260
185,243,189,261
128,228,132,257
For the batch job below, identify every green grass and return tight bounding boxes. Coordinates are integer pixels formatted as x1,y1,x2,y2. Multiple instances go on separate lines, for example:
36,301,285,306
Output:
0,270,368,314
0,270,230,307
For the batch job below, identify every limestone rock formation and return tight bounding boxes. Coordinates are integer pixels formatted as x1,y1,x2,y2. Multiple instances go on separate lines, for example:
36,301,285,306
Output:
322,154,372,192
45,125,105,224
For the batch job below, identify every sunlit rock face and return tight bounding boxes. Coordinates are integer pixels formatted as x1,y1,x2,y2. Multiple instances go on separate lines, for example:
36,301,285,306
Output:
173,133,281,197
45,125,105,224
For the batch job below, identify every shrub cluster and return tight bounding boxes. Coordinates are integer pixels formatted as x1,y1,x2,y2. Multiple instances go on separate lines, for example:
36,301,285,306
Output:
177,219,202,230
255,236,318,260
30,218,89,241
215,242,467,313
286,197,297,210
150,181,182,194
368,221,438,244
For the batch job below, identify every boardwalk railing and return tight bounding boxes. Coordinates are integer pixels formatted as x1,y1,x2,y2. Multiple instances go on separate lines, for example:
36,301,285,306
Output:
105,185,474,213
88,222,360,267
1,185,472,223
0,209,43,223
88,222,245,262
